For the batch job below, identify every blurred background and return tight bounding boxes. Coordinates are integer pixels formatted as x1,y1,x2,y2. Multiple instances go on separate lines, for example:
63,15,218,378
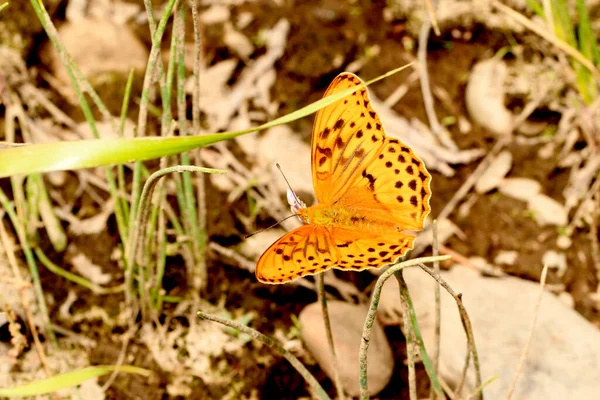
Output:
1,0,599,399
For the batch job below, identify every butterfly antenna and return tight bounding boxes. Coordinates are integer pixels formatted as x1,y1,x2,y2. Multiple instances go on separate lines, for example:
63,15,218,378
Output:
245,214,297,239
276,163,302,203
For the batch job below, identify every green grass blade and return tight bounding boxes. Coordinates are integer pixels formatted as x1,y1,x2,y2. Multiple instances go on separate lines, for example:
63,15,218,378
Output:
551,0,577,47
0,365,150,397
576,0,600,102
0,64,412,178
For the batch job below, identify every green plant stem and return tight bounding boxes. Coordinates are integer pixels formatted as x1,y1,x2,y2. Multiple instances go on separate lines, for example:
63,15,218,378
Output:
125,166,225,312
35,248,124,295
180,1,206,292
118,69,136,228
137,0,177,138
198,311,331,400
317,273,345,399
396,270,446,400
396,271,418,400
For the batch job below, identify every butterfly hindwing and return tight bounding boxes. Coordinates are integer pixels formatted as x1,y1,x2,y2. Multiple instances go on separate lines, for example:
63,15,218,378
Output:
328,227,416,271
256,225,340,284
338,137,432,231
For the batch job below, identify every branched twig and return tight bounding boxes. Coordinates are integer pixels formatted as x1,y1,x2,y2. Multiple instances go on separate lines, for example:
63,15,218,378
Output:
505,264,549,400
317,273,345,399
417,264,483,400
438,138,508,221
198,311,331,400
358,255,450,399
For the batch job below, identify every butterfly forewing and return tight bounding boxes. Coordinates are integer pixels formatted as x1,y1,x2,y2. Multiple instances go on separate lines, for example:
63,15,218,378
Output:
312,73,432,231
311,73,387,205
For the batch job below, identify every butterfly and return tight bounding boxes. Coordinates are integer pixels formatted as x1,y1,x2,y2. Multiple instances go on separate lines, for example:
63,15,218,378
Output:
256,72,432,284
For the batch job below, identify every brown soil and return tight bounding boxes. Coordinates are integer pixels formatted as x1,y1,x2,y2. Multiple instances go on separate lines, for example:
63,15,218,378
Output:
5,0,599,399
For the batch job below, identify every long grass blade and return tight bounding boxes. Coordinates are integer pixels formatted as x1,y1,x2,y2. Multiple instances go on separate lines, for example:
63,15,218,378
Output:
0,65,412,178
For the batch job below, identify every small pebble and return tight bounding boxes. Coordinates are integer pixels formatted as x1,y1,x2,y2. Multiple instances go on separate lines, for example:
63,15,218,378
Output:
556,235,572,249
494,250,518,266
542,250,568,278
475,150,513,193
558,292,575,308
498,177,542,202
465,59,513,136
299,301,394,396
527,194,568,227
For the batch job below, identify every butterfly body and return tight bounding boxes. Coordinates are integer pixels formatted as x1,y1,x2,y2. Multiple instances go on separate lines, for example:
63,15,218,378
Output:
298,204,400,233
256,72,432,284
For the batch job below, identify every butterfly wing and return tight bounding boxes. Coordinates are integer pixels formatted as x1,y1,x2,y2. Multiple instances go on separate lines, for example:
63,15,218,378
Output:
256,225,340,284
311,72,432,231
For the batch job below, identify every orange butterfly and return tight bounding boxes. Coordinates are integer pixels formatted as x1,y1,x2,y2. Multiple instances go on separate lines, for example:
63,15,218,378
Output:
256,72,432,284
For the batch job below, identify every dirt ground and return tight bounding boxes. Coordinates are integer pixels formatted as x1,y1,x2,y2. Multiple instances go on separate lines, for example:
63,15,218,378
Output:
2,0,600,399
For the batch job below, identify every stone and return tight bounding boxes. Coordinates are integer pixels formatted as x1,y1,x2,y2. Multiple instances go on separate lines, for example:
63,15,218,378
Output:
299,301,394,396
542,250,567,278
466,59,513,136
498,177,542,202
475,150,512,193
403,266,600,399
494,250,518,266
527,194,568,227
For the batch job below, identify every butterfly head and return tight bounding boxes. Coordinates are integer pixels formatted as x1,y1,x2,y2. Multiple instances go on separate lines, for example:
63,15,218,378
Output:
287,188,309,223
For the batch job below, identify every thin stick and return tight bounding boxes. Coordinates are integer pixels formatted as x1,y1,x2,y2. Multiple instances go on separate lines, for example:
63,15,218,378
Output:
438,138,508,221
455,345,471,396
418,17,456,151
430,220,442,400
198,311,331,400
317,273,345,399
505,264,549,400
358,255,450,399
0,188,56,345
424,0,441,36
417,264,483,399
101,326,137,391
